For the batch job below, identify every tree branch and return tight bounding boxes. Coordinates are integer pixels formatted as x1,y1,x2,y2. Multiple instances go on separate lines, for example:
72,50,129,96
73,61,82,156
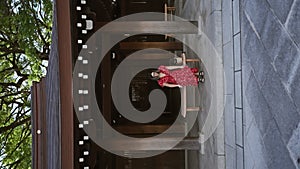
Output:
0,91,28,100
0,116,31,134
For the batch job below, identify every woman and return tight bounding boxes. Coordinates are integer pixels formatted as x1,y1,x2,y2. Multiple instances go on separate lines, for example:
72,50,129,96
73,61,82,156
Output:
151,65,204,88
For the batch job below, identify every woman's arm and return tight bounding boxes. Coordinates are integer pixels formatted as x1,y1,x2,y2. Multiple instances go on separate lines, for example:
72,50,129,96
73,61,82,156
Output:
163,83,182,88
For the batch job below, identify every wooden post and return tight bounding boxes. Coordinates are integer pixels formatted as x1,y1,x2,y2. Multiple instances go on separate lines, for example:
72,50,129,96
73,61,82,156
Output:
56,0,74,168
32,78,47,169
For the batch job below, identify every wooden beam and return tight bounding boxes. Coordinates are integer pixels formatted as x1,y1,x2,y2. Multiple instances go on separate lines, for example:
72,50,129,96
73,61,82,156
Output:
119,42,183,50
56,0,73,168
97,21,198,34
114,124,185,135
101,137,200,151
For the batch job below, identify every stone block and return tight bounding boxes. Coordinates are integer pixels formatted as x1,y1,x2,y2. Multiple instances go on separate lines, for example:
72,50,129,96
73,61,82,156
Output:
243,23,269,67
225,95,236,147
245,120,269,169
261,68,300,144
260,11,284,61
217,155,225,169
243,98,254,135
290,66,300,112
233,0,240,35
235,108,243,147
223,42,234,95
207,11,222,51
214,117,225,155
224,66,234,95
225,144,237,169
222,0,232,44
201,136,218,169
266,0,294,24
211,0,222,11
236,146,244,169
286,0,300,47
244,142,255,169
242,66,252,135
241,10,252,55
250,52,273,88
234,33,241,71
263,119,296,169
241,12,248,56
244,0,270,34
245,72,276,135
274,32,300,84
241,55,251,93
224,41,234,68
235,71,242,108
287,122,300,169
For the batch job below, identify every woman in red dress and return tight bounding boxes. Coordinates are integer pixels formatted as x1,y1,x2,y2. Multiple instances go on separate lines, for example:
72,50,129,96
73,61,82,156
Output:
151,65,204,88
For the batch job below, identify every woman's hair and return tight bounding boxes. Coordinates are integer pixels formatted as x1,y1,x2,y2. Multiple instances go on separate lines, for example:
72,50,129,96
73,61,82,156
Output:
150,69,160,80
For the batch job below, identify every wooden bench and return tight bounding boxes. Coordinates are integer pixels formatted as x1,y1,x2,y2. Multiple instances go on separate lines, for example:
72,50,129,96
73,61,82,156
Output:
177,53,201,117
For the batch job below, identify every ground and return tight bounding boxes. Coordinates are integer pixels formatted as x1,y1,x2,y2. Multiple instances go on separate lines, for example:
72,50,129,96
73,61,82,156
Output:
178,0,300,168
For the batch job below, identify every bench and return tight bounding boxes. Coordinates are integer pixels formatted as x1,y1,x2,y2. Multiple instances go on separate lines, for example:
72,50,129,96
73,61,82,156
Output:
177,53,201,117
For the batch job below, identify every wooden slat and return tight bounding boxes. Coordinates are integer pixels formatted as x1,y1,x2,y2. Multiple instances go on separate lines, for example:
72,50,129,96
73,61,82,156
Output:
40,79,47,169
97,21,198,34
31,83,38,169
119,42,183,50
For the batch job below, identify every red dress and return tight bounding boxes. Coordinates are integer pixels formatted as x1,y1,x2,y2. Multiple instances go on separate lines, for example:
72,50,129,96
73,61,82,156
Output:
157,65,199,87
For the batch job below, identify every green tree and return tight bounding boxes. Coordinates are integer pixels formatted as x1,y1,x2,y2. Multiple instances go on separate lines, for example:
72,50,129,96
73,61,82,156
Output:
0,0,52,168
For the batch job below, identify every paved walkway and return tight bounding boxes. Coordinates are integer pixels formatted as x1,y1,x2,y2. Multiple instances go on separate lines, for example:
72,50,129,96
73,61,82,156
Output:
180,0,224,168
223,0,300,168
222,0,244,168
181,0,300,169
241,0,300,168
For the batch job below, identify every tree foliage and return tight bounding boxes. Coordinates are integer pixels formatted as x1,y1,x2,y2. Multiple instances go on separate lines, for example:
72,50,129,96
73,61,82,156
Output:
0,0,52,168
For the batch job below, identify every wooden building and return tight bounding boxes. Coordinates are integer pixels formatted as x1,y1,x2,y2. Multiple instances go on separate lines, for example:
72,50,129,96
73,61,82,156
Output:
31,0,203,169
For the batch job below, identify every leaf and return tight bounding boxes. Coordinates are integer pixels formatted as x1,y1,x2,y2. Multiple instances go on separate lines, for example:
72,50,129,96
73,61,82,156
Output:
0,0,52,168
